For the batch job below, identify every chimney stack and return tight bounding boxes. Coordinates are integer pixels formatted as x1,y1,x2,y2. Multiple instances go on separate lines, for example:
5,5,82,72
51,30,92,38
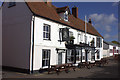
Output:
88,19,92,24
72,6,78,18
45,0,52,7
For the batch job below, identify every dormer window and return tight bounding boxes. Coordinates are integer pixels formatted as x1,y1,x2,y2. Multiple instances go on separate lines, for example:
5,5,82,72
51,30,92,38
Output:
64,11,68,21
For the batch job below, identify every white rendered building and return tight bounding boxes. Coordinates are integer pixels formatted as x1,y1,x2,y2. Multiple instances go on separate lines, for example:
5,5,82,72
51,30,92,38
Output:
2,1,103,73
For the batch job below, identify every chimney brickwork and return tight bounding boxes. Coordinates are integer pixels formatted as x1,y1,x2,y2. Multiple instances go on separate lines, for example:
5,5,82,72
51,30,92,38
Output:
72,6,78,18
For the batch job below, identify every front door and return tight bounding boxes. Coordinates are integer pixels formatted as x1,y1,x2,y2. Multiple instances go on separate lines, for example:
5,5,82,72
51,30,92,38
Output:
58,53,62,65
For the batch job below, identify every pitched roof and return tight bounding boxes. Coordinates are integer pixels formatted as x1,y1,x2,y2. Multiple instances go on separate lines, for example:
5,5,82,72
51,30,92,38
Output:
26,2,103,38
56,6,68,13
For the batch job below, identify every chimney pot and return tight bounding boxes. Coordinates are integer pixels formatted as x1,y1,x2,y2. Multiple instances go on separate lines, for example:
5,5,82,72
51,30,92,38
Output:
45,0,52,7
89,19,92,24
72,6,78,18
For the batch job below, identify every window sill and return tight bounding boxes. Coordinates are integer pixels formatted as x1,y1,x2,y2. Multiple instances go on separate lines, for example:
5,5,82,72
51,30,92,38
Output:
43,39,51,41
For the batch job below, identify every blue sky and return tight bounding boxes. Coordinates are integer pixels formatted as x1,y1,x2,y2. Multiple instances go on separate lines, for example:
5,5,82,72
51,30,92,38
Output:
0,2,118,42
53,2,118,42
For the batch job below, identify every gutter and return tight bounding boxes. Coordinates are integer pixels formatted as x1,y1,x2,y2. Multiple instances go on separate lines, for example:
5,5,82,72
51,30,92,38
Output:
30,15,35,74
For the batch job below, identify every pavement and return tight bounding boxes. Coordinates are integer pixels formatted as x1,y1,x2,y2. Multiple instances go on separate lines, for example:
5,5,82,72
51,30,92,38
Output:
1,57,120,79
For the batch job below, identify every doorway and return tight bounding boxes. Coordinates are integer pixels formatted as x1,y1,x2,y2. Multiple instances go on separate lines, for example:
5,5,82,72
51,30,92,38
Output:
58,53,62,65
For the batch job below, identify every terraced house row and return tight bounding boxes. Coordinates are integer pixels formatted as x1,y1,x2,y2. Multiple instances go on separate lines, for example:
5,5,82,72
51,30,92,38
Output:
2,1,103,74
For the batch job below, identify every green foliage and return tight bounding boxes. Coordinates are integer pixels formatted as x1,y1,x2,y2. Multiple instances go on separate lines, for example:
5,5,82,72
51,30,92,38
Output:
111,41,120,45
90,39,94,43
69,36,75,40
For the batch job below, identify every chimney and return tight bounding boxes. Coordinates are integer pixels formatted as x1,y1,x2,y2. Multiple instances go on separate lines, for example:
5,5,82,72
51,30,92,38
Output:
72,6,78,18
45,0,52,7
88,19,92,24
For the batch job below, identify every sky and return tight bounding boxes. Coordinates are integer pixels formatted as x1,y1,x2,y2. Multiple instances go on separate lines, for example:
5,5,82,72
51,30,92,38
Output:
0,1,119,42
52,2,118,42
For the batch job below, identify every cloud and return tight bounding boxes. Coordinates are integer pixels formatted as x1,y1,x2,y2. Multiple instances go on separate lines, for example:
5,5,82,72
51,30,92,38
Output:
105,25,111,32
104,34,118,41
89,13,117,26
89,13,117,32
104,34,110,39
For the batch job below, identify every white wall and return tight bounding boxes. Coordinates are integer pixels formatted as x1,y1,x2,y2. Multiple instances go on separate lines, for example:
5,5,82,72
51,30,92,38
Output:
33,15,103,70
33,16,67,70
2,2,32,69
103,50,109,58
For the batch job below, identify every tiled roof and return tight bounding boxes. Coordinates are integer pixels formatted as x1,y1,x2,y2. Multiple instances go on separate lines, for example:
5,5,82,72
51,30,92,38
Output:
56,6,69,13
26,2,103,38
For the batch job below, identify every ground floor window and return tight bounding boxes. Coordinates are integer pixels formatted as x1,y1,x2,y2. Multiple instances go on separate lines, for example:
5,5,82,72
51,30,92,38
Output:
67,49,75,63
82,52,85,60
91,49,95,61
76,49,81,62
42,49,50,67
97,50,100,59
110,49,113,53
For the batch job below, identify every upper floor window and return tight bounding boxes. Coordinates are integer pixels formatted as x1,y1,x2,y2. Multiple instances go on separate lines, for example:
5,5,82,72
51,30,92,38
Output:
64,11,68,21
69,31,73,37
96,37,102,48
84,35,87,44
81,33,83,41
78,33,81,43
8,0,16,8
43,24,51,40
91,38,95,47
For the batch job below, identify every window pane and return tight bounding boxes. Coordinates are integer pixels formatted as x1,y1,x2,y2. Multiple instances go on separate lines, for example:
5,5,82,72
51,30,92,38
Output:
46,26,49,32
43,26,46,31
42,50,50,67
43,32,46,38
46,33,49,38
43,24,50,40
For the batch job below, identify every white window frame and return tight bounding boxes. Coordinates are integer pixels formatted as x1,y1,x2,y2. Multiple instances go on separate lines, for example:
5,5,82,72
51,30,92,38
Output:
64,11,68,21
43,24,50,40
82,52,85,60
81,33,83,41
76,49,81,62
67,49,74,63
78,33,81,43
42,49,50,67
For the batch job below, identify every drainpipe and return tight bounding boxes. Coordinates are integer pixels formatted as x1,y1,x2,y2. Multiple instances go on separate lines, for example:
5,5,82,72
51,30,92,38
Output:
30,15,35,74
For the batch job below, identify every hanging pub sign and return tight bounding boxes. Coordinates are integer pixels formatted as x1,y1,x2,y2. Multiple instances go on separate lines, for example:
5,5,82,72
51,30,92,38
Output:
61,28,69,41
59,28,69,42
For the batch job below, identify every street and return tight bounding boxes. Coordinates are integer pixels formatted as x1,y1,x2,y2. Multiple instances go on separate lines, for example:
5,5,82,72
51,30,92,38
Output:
2,57,120,78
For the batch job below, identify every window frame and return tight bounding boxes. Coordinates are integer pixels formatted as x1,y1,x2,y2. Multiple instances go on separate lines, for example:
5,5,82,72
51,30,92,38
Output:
64,11,68,21
96,37,102,48
78,33,81,43
43,24,51,40
67,49,75,63
97,50,100,59
82,52,85,60
42,49,51,67
76,49,81,62
81,33,83,41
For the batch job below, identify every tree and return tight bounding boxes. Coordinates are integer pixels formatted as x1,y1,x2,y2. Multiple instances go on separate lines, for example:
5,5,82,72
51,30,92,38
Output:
111,41,120,45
